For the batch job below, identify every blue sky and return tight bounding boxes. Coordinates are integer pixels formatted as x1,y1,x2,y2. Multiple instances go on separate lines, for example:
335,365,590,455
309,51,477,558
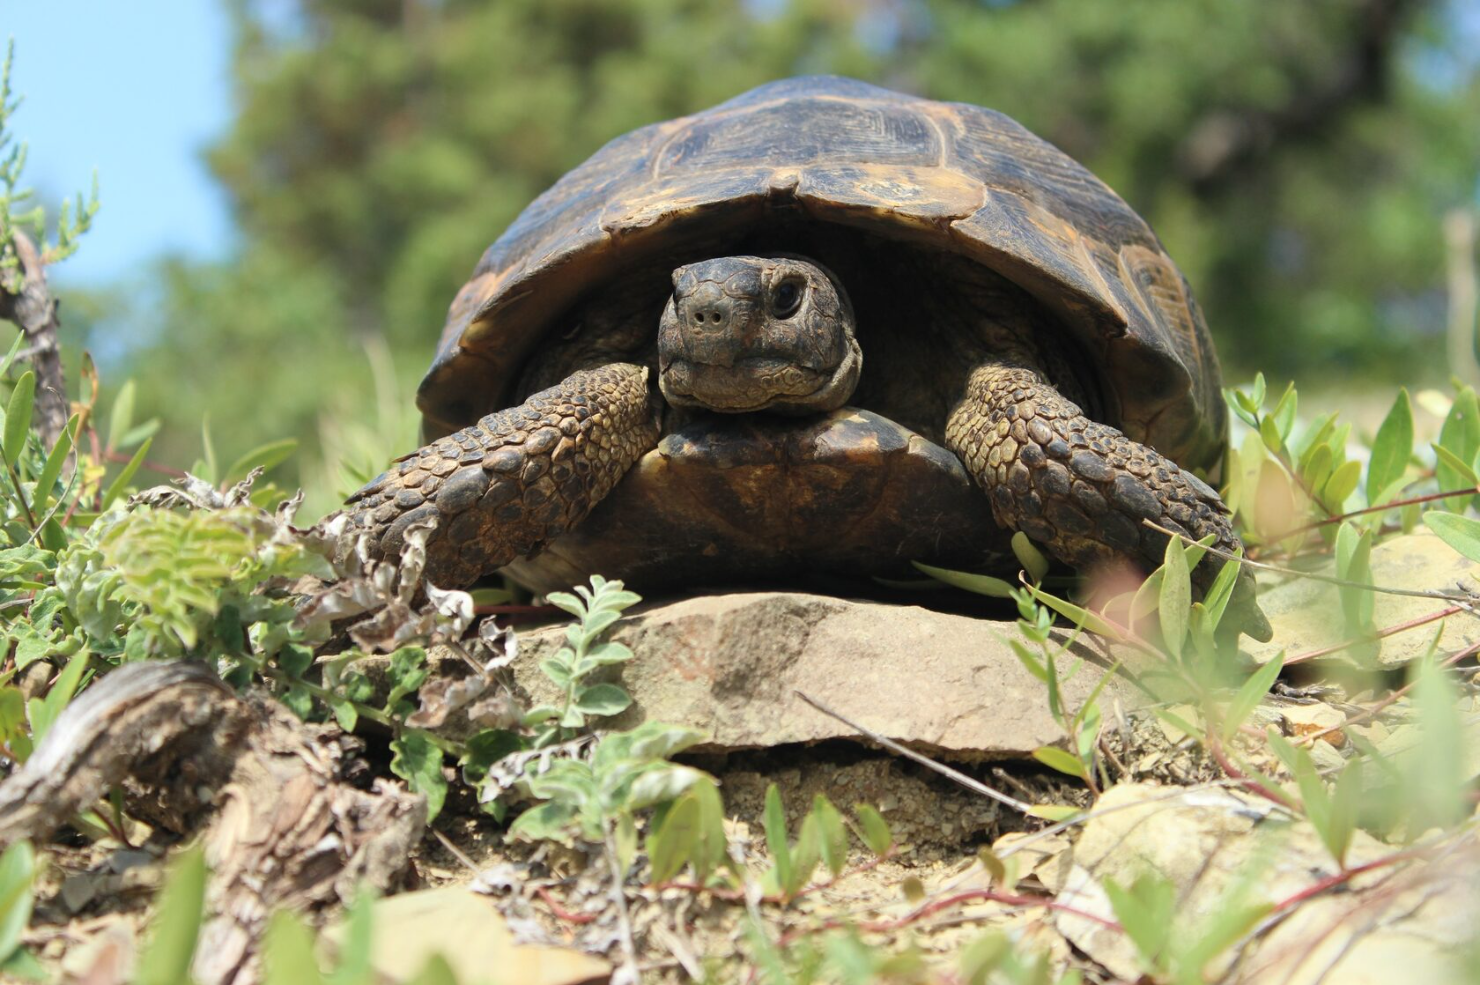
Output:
3,0,235,286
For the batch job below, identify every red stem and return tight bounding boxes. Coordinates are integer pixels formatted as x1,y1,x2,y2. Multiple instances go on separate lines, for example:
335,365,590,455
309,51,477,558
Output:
534,885,599,924
1285,605,1465,665
1269,486,1479,542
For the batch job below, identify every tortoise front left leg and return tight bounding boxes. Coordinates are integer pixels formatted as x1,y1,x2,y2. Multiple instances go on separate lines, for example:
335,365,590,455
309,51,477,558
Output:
345,363,659,588
946,359,1271,641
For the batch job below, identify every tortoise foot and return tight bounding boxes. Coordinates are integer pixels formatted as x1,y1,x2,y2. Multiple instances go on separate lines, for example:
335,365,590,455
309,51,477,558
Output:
948,363,1271,641
345,363,659,588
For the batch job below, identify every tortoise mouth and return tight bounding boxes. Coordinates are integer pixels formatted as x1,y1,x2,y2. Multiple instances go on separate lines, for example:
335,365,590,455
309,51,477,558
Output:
498,406,1012,596
659,357,830,413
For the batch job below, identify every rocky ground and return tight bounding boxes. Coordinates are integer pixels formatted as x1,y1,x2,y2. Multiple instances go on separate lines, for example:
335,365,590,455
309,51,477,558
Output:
7,530,1480,984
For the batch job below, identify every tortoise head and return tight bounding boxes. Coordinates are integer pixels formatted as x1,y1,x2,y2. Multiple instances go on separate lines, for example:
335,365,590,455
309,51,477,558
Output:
658,255,861,415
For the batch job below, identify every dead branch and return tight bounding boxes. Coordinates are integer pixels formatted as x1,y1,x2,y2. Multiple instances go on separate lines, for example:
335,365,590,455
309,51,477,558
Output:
0,661,426,985
0,227,70,446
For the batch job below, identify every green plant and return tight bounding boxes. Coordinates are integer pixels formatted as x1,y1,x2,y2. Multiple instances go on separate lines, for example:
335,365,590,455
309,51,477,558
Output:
0,840,41,980
522,575,640,745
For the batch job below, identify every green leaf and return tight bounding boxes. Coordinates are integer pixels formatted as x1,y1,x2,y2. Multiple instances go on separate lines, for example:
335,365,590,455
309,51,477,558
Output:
648,792,699,884
1200,551,1243,631
1322,759,1361,867
27,650,89,746
960,932,1011,985
574,682,631,717
544,591,585,618
1,370,33,466
1271,382,1297,440
0,688,31,762
390,732,447,823
407,955,459,985
1321,458,1361,509
1011,531,1050,583
99,436,153,511
812,795,849,878
1299,442,1333,499
329,698,358,733
1258,413,1286,457
262,910,326,985
136,845,207,985
224,438,299,483
1409,658,1467,829
854,804,893,855
0,336,24,381
584,641,634,666
1437,387,1480,511
1158,536,1190,658
1025,804,1080,822
1075,700,1102,763
1432,442,1478,490
625,763,706,810
1028,585,1125,641
539,656,572,688
1366,388,1413,504
1222,652,1284,741
106,379,136,452
507,800,578,845
520,705,560,727
912,560,1013,598
326,890,377,985
787,813,822,896
1104,873,1173,974
1423,511,1480,564
278,643,313,679
1032,745,1086,778
763,784,792,892
0,841,35,967
1333,522,1374,635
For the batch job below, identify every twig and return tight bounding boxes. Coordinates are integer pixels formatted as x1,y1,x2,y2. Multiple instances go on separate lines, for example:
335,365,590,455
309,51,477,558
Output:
1284,605,1465,665
1205,734,1296,809
794,691,1035,815
1296,639,1480,747
1269,487,1480,541
535,885,600,925
774,887,1121,950
1143,520,1480,608
103,448,188,479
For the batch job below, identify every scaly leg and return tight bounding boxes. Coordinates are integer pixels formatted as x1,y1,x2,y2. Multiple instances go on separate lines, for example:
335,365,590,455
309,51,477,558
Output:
946,360,1271,641
345,363,659,588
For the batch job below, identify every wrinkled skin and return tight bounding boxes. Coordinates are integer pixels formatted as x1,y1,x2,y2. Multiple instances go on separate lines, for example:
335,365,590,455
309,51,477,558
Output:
346,254,1270,640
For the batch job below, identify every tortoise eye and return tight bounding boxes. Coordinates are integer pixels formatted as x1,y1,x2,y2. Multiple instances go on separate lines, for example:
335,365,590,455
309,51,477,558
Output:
772,280,803,319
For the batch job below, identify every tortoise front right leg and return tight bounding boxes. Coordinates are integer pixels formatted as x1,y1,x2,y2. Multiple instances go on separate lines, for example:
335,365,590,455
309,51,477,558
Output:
345,363,659,588
946,360,1271,641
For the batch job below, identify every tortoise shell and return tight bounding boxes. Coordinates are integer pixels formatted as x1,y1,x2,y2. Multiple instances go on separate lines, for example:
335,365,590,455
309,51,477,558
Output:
419,75,1225,476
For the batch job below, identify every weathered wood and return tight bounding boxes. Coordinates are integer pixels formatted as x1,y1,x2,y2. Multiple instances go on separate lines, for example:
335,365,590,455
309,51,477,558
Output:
0,229,70,447
0,661,426,985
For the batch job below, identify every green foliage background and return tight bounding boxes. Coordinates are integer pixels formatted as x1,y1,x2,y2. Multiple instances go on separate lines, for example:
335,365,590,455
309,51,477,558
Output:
73,0,1480,509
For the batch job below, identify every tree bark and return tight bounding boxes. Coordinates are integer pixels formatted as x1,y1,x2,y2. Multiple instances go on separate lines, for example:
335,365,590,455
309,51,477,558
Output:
0,228,71,447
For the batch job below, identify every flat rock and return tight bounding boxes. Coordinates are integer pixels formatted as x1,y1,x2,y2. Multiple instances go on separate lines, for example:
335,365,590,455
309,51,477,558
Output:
512,592,1123,759
1247,531,1480,666
1054,783,1477,985
324,886,608,985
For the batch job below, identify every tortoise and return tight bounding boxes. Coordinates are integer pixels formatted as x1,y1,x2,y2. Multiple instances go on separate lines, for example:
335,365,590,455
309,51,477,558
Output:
345,75,1270,639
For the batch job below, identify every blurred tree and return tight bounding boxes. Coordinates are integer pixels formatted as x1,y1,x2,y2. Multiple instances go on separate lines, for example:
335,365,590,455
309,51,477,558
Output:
113,0,1480,505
